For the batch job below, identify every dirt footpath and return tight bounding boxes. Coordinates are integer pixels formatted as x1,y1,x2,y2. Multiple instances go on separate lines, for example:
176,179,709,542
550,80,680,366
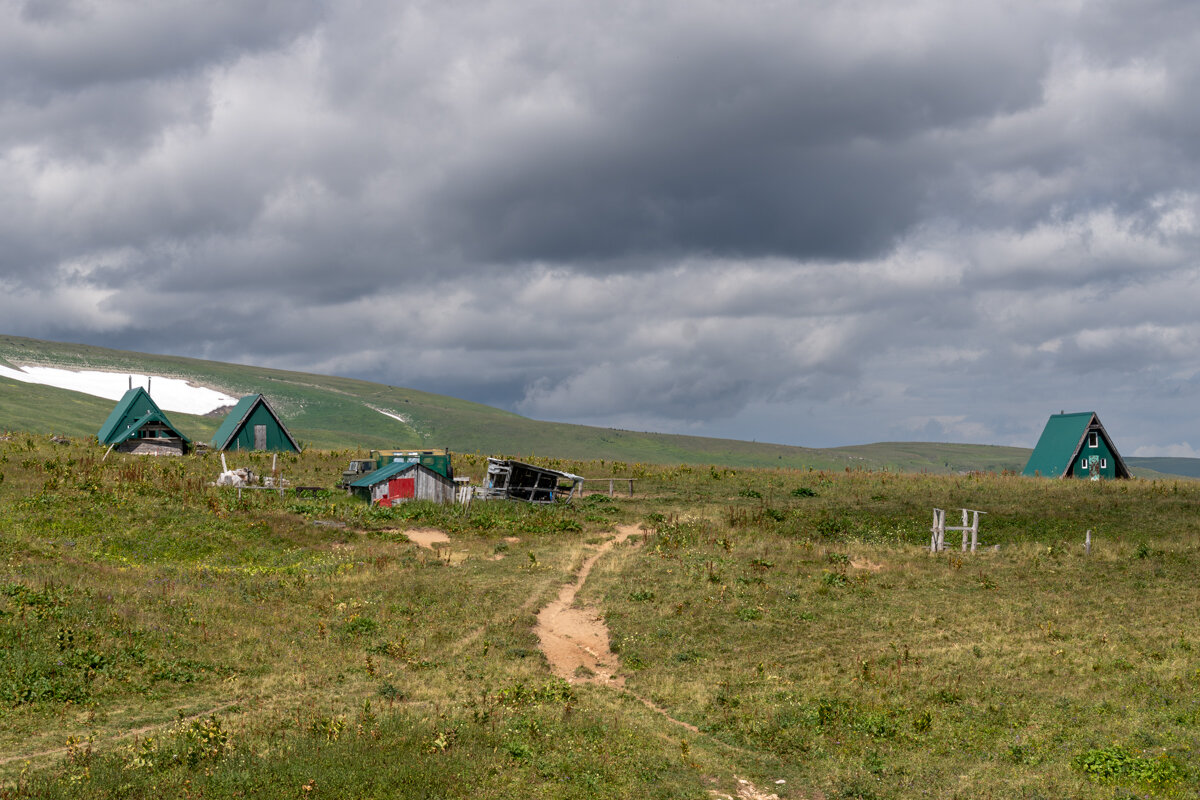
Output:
534,525,639,686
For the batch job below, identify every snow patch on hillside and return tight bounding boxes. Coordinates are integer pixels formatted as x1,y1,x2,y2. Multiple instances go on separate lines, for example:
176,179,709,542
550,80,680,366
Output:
0,364,236,415
369,406,410,425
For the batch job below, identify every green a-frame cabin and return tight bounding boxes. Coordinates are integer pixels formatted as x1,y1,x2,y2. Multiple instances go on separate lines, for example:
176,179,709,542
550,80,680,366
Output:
97,387,191,455
210,394,300,452
1022,411,1130,479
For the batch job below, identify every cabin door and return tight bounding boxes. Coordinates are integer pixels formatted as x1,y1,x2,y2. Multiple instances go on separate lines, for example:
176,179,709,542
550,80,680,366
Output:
388,477,416,500
254,425,267,449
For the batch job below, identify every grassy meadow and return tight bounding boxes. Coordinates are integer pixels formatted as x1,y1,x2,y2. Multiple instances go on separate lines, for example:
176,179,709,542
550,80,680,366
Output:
1,434,1200,798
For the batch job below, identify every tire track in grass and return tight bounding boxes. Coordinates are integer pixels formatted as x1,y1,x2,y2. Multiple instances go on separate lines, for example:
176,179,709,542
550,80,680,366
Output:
0,700,242,768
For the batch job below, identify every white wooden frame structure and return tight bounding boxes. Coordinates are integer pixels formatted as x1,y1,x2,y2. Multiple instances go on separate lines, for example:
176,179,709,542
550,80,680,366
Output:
930,508,987,553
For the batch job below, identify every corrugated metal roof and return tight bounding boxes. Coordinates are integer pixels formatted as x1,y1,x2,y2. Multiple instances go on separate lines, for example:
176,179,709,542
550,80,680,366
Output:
348,459,420,488
98,388,150,443
1022,412,1093,477
506,459,584,482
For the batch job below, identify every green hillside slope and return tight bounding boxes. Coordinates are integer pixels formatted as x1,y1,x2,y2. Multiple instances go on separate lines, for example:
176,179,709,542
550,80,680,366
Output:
0,333,1033,472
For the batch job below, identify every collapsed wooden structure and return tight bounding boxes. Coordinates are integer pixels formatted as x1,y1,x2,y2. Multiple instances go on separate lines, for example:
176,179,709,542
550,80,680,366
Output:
480,458,583,503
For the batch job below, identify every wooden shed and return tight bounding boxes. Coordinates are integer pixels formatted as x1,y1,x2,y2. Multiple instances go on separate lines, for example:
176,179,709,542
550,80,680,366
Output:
348,461,456,506
97,387,191,455
210,394,300,452
1022,411,1130,479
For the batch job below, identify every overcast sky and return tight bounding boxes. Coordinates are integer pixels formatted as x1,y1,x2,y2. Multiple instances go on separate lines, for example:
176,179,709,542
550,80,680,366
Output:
4,0,1200,453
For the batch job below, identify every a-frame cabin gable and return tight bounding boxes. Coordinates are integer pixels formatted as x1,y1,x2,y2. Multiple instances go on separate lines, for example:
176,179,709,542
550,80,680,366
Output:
98,387,162,444
1072,414,1131,479
210,394,300,452
1022,411,1130,479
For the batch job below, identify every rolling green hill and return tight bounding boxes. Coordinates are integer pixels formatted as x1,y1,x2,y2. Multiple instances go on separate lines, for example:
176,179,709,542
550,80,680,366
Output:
1126,456,1200,478
6,332,1183,478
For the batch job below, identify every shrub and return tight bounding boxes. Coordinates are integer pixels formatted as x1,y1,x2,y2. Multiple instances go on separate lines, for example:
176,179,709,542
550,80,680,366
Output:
1073,745,1186,789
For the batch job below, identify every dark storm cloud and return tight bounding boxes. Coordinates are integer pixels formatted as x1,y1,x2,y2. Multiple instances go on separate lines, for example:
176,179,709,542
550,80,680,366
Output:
3,0,324,95
424,6,1053,265
6,0,1200,453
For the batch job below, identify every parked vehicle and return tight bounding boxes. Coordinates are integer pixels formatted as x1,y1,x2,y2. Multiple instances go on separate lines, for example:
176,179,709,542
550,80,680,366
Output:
340,459,377,488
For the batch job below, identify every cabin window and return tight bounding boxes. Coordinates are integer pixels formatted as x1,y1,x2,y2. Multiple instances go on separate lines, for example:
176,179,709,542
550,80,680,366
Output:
1101,458,1108,469
1081,458,1088,470
1088,432,1098,448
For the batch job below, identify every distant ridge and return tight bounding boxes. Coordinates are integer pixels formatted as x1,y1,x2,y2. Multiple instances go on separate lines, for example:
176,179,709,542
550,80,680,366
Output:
1127,457,1200,479
5,333,1191,477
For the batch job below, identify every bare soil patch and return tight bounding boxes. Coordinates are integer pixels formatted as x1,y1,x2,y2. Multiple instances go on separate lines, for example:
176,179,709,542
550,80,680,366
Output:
709,777,783,800
535,525,639,687
392,528,451,549
380,528,467,564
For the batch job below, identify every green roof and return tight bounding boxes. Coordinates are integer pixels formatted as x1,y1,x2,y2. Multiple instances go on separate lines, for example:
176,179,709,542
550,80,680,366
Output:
1022,412,1129,478
348,460,419,489
98,387,190,444
210,394,300,452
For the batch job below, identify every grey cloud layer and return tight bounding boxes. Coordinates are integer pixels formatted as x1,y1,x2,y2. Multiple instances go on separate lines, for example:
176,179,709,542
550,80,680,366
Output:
4,0,1200,452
